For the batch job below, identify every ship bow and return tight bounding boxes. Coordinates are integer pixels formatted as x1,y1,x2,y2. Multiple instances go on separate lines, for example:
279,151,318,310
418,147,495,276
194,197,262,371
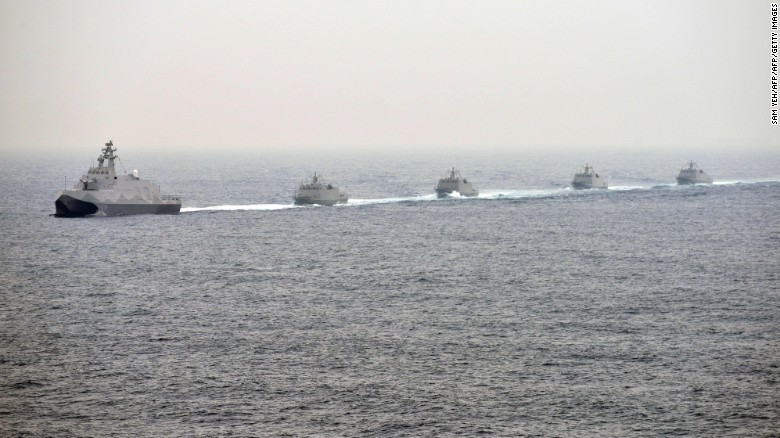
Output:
54,194,98,217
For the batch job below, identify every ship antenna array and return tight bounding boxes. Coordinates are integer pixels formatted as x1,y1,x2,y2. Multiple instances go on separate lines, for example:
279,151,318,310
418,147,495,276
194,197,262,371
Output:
117,157,127,174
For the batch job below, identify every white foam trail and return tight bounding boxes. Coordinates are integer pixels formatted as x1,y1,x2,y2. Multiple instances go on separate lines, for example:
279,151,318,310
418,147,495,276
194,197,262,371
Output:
713,178,780,185
183,195,438,212
345,194,438,206
477,188,568,199
182,204,296,213
608,185,646,191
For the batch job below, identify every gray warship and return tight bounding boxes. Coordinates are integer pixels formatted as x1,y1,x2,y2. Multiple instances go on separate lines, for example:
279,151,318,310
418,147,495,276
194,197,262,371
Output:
676,160,713,185
293,173,348,206
54,141,181,217
571,164,608,189
435,167,479,197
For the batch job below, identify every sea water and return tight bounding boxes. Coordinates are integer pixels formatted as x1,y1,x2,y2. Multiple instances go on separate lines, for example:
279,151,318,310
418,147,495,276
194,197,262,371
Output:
1,149,778,436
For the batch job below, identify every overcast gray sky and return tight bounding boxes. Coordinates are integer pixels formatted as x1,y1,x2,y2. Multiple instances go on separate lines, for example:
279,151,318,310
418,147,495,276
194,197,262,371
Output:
0,0,776,154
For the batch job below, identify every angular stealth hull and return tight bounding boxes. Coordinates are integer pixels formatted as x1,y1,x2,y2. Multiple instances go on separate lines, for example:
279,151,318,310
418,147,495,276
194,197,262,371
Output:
54,194,99,217
54,191,181,217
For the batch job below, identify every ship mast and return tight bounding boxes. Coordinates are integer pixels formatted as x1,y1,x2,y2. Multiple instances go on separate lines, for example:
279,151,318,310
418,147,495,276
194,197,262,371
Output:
104,141,117,169
96,140,118,175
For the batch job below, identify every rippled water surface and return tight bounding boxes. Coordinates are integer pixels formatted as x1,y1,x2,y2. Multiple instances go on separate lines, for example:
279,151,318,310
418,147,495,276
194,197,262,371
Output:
1,150,779,436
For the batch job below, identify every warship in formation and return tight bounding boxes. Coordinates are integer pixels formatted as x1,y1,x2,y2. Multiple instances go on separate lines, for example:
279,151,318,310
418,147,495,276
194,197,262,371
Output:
435,167,479,197
293,173,348,206
54,141,181,217
676,161,713,185
571,164,608,189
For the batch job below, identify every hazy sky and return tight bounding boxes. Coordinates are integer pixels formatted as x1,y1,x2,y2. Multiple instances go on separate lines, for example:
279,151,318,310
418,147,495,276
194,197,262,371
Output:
0,0,776,154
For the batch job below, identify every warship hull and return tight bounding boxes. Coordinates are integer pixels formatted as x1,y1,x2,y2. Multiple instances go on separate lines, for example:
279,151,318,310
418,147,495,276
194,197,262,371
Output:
293,173,348,206
435,188,478,198
571,164,608,190
54,195,100,217
571,182,608,190
676,176,712,185
293,196,347,206
676,161,712,185
435,168,478,198
54,141,181,217
54,192,181,217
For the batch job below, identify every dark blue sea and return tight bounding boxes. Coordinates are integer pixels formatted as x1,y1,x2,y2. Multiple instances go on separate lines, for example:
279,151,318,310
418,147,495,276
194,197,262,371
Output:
1,149,779,436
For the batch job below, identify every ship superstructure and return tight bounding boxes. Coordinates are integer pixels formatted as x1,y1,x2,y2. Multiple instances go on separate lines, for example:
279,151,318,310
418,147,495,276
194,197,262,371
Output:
571,164,608,189
435,168,479,197
676,161,713,185
293,173,348,206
